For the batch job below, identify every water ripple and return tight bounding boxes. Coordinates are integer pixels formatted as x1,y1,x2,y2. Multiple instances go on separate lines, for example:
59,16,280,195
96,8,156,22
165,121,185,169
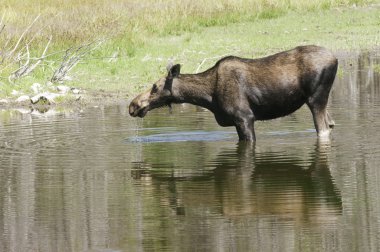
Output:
127,130,235,143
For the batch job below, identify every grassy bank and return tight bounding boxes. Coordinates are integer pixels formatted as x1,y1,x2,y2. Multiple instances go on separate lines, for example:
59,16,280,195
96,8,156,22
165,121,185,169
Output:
0,0,379,104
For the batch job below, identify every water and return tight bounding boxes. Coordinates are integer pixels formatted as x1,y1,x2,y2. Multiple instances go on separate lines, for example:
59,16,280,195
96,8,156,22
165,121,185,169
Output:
1,51,380,252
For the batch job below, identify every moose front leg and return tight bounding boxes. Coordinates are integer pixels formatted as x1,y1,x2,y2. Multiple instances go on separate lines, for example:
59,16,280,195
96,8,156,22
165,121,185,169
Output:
234,116,256,141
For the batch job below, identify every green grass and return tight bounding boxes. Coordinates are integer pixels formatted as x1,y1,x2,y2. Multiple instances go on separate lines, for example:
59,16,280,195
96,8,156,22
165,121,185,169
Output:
75,5,380,95
0,0,379,101
1,0,370,44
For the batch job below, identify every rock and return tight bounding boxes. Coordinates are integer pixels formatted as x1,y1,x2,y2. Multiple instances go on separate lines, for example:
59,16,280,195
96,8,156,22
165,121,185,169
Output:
16,108,31,114
46,81,53,87
31,108,57,116
71,88,80,94
57,85,71,94
11,90,20,96
45,81,54,91
0,99,9,104
31,94,47,104
16,95,31,103
31,83,43,94
31,92,62,105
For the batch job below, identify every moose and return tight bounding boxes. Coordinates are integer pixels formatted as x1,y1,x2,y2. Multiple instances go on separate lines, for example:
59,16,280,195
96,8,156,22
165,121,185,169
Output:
129,45,338,141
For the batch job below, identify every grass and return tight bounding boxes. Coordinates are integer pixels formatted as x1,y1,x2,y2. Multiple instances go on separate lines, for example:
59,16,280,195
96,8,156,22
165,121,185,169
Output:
0,0,379,102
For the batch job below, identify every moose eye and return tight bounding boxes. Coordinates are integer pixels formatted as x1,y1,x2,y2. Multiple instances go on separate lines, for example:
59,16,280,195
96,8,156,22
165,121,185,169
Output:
151,84,158,93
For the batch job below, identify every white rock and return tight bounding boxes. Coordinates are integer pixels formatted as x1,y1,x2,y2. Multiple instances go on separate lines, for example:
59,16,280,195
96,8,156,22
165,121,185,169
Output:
11,90,20,96
57,85,71,94
47,93,62,101
16,108,31,114
46,81,53,87
31,92,62,104
0,99,9,104
31,83,42,94
71,88,80,94
30,94,42,104
16,95,31,103
31,109,58,117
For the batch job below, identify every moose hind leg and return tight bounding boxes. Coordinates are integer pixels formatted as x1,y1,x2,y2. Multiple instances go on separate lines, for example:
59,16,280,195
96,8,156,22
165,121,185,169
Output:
308,105,331,137
307,64,337,137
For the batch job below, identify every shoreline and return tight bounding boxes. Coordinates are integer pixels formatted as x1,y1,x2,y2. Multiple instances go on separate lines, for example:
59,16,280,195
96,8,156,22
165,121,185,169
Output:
2,7,380,83
2,47,379,112
0,89,130,111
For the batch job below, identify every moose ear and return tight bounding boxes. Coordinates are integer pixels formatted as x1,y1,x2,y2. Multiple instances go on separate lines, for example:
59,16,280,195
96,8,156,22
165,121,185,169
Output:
168,64,181,78
151,83,158,93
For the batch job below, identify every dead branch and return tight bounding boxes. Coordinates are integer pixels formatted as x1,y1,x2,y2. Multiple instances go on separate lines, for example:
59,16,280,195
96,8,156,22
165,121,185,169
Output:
0,12,5,34
0,12,5,25
0,24,4,36
0,13,6,65
8,44,30,82
0,14,41,68
9,35,52,82
51,40,102,83
8,14,40,57
195,54,229,73
0,27,6,65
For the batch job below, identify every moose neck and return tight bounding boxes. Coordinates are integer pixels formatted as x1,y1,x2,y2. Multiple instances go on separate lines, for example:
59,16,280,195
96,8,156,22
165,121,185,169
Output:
171,71,215,111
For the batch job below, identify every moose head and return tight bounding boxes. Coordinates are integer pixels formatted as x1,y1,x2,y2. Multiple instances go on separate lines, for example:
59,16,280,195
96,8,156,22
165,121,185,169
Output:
129,64,181,118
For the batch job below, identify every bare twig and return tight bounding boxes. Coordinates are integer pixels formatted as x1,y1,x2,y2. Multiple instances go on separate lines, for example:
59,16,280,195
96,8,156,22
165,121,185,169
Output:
195,54,229,73
1,14,41,68
0,12,5,32
0,28,6,65
51,40,102,83
8,44,30,82
0,13,7,65
9,35,52,81
0,24,4,36
19,13,59,53
8,14,40,57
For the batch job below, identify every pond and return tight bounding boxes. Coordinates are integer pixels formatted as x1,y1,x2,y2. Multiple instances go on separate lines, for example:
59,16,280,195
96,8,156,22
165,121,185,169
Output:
1,50,380,251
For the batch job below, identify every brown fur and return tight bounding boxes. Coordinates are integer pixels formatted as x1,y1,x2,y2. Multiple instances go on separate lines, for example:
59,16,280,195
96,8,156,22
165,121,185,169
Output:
129,45,338,141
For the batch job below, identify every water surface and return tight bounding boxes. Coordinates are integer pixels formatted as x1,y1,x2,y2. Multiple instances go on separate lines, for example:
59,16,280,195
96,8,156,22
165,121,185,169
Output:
1,51,380,251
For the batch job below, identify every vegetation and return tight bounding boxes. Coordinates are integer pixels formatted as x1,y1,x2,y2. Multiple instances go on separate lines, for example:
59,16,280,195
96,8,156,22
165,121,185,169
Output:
0,0,378,103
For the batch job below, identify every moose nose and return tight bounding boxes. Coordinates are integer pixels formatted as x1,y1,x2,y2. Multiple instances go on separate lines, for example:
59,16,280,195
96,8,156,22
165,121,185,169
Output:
129,102,138,116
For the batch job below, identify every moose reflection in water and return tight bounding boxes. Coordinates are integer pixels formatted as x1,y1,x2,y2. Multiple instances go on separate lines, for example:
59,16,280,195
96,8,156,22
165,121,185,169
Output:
132,140,342,224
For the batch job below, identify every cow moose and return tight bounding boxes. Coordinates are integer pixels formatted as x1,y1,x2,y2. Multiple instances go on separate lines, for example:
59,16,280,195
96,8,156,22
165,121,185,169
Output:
129,45,338,141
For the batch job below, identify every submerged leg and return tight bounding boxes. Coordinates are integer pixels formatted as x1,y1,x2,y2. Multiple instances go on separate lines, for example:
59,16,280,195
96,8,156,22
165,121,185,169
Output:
307,61,337,137
235,116,256,141
308,105,331,137
307,86,335,137
326,111,335,128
